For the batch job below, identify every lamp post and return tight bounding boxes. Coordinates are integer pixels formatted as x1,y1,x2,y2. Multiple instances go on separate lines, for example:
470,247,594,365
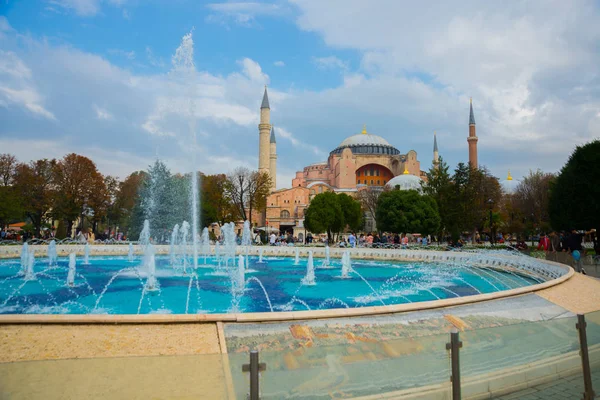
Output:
488,198,494,246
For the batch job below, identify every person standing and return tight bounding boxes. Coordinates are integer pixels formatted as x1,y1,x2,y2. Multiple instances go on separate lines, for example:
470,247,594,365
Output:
567,229,585,274
269,232,277,246
549,231,560,262
348,232,356,248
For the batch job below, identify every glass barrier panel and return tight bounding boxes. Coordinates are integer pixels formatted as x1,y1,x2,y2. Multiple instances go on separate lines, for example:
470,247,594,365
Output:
0,353,229,400
586,310,600,396
228,332,451,399
460,315,587,399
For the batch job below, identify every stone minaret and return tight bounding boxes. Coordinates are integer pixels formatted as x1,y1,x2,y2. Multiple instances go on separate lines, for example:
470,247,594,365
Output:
468,97,478,169
269,126,277,191
258,86,271,175
433,131,439,169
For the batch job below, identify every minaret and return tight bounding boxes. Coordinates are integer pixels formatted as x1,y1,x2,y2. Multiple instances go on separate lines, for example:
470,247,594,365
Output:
258,86,271,175
269,126,277,191
433,131,439,169
468,97,478,168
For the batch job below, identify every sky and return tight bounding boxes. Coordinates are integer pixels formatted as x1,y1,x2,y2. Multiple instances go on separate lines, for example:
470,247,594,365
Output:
0,0,599,188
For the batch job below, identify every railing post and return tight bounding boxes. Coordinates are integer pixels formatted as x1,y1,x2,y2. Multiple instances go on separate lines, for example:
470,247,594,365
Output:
576,314,595,400
446,328,462,400
242,350,266,400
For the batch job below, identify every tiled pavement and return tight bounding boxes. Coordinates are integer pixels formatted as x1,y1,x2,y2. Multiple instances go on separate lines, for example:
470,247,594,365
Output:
493,367,600,399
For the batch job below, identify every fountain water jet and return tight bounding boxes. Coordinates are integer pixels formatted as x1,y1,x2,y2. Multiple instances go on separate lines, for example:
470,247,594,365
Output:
83,243,91,265
302,251,316,285
294,248,300,265
67,253,76,287
169,224,180,266
128,242,134,262
47,240,57,266
144,244,159,291
341,251,352,279
20,243,29,275
25,250,36,281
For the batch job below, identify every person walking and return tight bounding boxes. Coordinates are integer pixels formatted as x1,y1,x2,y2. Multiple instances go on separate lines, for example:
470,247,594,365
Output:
549,231,561,262
348,232,356,248
567,229,585,274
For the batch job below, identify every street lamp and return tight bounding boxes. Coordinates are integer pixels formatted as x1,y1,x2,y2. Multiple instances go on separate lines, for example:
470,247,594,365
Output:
487,198,494,246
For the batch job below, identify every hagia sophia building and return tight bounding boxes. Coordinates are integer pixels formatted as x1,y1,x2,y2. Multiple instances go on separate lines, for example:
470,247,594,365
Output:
256,87,480,240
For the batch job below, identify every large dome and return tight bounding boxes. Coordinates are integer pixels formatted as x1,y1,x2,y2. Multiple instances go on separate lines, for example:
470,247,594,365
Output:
339,133,391,147
330,127,400,156
501,171,520,195
386,172,423,192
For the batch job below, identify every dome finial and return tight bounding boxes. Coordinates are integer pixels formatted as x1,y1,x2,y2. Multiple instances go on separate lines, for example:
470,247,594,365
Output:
403,165,409,174
507,170,512,181
362,124,367,135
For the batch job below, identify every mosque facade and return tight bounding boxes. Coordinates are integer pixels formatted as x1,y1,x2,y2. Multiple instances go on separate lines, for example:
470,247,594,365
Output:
257,87,479,238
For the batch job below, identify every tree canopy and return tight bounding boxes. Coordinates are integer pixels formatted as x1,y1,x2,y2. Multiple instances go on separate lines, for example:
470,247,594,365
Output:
304,192,362,241
549,139,600,232
376,189,440,235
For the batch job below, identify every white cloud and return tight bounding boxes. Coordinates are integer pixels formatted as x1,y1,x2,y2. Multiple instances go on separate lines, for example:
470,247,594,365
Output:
312,56,348,71
46,0,128,17
239,58,269,83
206,2,284,27
93,104,113,120
0,50,56,120
108,48,135,60
273,60,285,67
276,127,325,157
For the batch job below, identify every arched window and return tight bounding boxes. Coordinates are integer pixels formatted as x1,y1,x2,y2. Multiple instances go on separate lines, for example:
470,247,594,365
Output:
280,210,290,218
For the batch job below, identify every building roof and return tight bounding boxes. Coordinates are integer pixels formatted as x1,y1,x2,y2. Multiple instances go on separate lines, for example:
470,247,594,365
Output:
339,133,391,147
386,173,423,191
469,98,476,125
261,86,270,109
270,126,276,144
501,170,519,195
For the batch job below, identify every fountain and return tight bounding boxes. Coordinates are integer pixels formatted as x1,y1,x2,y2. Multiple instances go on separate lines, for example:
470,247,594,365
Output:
201,227,210,264
139,219,151,247
322,245,330,267
83,243,91,265
169,224,180,266
144,244,159,291
222,222,237,267
25,250,35,280
67,253,76,287
258,248,264,263
234,254,245,294
47,240,57,266
180,221,190,272
128,242,134,262
302,251,316,285
341,251,352,279
20,242,29,275
294,248,300,265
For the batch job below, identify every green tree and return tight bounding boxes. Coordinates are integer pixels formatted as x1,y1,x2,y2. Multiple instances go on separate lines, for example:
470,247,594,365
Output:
304,191,344,242
422,157,457,240
376,189,440,235
115,171,147,237
13,159,56,237
202,174,236,227
549,140,600,232
514,170,555,234
224,168,272,225
338,193,362,232
0,153,23,230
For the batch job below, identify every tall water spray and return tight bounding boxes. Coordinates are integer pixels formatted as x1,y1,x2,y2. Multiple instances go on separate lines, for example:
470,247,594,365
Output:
47,240,57,266
140,220,151,247
324,246,331,266
294,248,300,265
341,251,352,279
236,254,246,294
180,221,190,272
302,251,316,285
67,253,76,287
144,244,159,291
25,250,35,280
170,224,180,266
258,248,264,263
128,242,134,262
201,227,210,264
83,243,91,265
173,30,199,269
20,243,29,275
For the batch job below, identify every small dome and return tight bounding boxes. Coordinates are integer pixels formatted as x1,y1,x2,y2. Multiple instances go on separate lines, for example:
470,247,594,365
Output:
339,133,391,147
386,173,423,191
501,170,520,195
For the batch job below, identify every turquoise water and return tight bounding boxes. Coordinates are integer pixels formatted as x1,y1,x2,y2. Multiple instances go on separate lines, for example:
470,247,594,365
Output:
0,255,541,314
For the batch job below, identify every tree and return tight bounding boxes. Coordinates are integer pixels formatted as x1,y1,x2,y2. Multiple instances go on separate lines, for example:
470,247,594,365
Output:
224,168,272,225
52,153,106,237
304,192,344,242
422,158,457,240
0,186,23,230
376,189,440,235
549,140,600,233
0,154,18,187
356,186,386,232
338,193,362,232
115,171,147,236
13,159,56,237
514,170,555,234
202,174,236,226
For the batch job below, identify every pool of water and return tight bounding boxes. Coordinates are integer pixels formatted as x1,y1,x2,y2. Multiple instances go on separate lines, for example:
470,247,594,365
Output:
0,255,543,315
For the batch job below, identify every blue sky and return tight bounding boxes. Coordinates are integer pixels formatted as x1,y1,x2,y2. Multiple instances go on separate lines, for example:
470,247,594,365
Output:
1,0,599,187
